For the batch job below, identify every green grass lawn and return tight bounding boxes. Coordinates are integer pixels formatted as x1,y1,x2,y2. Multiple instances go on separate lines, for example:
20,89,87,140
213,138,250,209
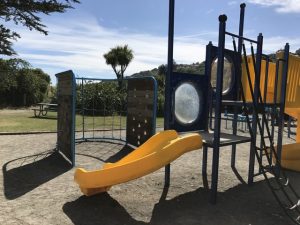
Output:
0,109,164,133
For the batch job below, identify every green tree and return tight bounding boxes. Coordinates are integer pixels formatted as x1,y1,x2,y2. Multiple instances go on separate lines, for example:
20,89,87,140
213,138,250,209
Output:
0,58,50,106
103,45,134,88
0,0,80,55
16,68,51,106
158,64,167,76
76,81,127,116
295,48,300,56
0,58,31,105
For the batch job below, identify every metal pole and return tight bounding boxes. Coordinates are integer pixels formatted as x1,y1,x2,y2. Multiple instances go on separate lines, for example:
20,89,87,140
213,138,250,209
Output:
237,3,246,86
231,2,246,169
259,57,270,172
164,0,175,187
276,43,290,166
206,42,213,130
272,60,280,141
248,33,263,184
81,78,85,140
211,14,227,204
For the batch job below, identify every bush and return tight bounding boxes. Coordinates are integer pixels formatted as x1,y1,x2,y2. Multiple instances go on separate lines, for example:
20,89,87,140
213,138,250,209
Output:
0,59,50,107
76,81,127,116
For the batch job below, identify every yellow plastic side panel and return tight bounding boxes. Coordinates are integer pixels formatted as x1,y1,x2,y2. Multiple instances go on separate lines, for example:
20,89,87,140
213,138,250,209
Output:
242,53,300,107
278,53,300,141
281,160,300,172
282,53,300,108
280,143,300,160
274,143,300,172
74,131,202,196
241,57,277,103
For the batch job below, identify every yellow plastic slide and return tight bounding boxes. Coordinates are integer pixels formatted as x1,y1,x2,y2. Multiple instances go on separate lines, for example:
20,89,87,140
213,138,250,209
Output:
74,130,202,196
278,143,300,172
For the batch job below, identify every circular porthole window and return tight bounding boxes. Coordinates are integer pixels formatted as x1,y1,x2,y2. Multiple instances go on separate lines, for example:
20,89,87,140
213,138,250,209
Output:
174,82,202,125
210,56,234,94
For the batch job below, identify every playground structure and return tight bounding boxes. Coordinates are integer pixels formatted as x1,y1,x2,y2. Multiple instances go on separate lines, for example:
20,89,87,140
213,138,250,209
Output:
162,1,300,223
55,74,157,166
53,2,300,224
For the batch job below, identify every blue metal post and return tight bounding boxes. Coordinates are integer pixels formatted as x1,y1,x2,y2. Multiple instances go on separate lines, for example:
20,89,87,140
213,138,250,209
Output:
259,57,270,172
231,3,246,169
205,42,213,130
237,3,246,93
164,0,175,187
71,73,76,166
203,42,213,177
248,33,263,184
81,78,85,140
276,43,290,166
211,14,227,204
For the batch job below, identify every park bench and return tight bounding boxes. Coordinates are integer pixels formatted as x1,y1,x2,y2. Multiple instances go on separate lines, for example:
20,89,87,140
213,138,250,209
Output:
32,103,58,117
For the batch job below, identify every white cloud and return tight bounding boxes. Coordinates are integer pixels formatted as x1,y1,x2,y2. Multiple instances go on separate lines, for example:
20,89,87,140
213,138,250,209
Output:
263,36,300,52
228,1,238,6
11,13,300,84
11,15,213,82
247,0,300,13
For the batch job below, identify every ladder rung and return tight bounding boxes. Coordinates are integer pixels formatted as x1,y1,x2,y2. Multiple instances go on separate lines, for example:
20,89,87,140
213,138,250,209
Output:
256,146,263,151
256,146,270,151
289,199,300,210
261,165,273,172
262,150,272,156
279,177,289,186
254,171,263,177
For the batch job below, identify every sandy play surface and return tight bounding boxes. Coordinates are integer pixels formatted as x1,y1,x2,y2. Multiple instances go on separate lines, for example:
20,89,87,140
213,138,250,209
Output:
0,129,299,225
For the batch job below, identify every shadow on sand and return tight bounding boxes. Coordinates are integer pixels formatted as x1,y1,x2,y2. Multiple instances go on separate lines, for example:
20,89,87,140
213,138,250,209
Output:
75,141,134,163
63,193,147,225
105,144,134,163
63,178,294,225
29,115,57,120
3,150,71,200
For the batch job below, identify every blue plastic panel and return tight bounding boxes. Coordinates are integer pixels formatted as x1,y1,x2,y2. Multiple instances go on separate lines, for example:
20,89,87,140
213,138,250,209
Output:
168,72,209,132
206,45,241,101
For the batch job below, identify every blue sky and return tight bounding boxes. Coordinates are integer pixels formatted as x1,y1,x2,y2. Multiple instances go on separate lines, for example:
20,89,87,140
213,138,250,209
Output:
6,0,300,83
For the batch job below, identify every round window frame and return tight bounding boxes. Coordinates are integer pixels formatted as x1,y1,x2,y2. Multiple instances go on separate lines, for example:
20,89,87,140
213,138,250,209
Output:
210,54,235,95
173,81,203,126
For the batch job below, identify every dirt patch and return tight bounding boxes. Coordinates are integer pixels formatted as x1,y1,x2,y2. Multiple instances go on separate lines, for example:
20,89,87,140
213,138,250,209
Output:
0,130,299,225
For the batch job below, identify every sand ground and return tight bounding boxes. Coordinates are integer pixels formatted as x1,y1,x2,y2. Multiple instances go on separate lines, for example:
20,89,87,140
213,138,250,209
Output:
0,125,300,225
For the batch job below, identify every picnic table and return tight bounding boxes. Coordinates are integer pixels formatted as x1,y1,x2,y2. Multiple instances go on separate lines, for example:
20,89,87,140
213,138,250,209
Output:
32,103,58,117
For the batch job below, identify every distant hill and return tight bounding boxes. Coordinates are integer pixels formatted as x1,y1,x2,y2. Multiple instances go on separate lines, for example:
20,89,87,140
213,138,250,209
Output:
130,61,205,78
174,62,205,75
130,68,159,78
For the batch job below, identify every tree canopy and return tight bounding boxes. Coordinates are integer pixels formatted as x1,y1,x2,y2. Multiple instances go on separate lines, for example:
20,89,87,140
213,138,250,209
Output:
0,58,51,106
0,0,80,55
103,45,134,87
